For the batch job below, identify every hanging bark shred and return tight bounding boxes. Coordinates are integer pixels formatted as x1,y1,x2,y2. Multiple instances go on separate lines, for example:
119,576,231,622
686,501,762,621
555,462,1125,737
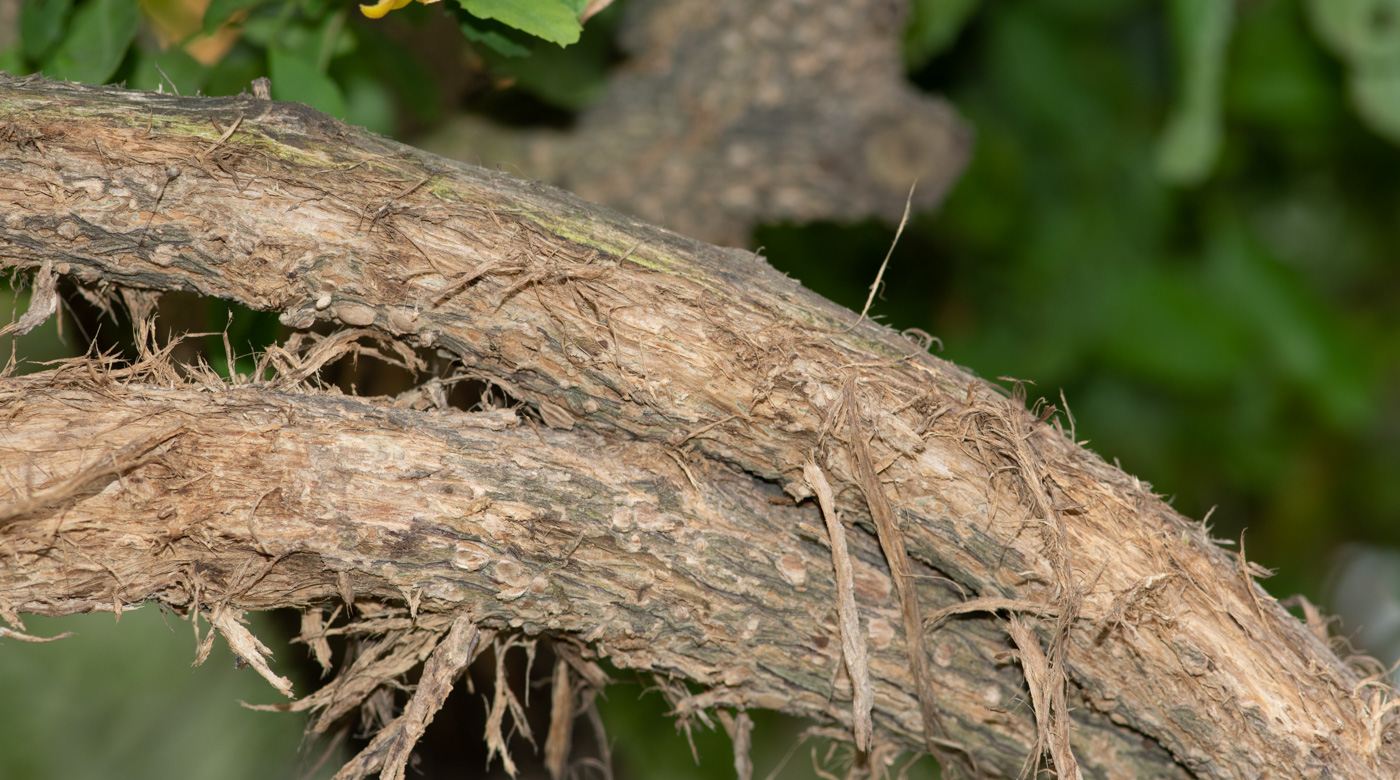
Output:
842,380,966,773
299,604,334,672
719,709,755,780
545,657,575,780
1007,616,1081,780
803,460,873,753
208,607,296,698
326,618,484,780
377,617,482,780
0,258,56,338
485,638,537,777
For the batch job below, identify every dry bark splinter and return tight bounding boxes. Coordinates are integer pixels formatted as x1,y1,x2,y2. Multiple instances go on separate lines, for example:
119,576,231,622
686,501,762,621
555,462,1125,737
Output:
803,460,873,753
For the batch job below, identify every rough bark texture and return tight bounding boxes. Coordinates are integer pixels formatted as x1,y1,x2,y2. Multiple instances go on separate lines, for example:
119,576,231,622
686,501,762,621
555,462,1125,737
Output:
1,75,1397,779
0,375,1179,778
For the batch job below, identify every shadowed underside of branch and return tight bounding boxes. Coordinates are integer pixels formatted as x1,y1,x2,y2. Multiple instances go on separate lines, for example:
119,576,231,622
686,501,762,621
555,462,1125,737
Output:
1,75,1397,779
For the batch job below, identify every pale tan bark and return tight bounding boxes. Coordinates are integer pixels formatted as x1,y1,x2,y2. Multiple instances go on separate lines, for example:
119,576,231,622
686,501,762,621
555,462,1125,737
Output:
0,375,1179,778
1,75,1397,779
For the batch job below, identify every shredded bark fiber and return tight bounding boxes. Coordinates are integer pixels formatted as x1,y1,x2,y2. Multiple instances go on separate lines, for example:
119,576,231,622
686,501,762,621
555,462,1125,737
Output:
1,75,1398,779
803,460,873,754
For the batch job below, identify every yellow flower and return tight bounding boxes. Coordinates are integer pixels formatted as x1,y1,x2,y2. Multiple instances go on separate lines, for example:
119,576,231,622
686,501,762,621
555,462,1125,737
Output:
359,0,441,20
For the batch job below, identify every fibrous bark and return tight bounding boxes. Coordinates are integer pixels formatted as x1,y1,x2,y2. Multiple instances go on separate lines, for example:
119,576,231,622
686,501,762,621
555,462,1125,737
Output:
0,373,1178,778
0,75,1396,779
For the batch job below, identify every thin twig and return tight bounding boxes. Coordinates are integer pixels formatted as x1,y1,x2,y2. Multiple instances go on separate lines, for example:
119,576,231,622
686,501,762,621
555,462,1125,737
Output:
850,181,915,329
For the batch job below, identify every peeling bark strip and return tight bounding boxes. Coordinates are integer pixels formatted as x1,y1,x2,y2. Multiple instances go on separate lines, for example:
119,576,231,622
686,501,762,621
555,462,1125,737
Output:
0,258,55,337
1,75,1398,778
0,376,1182,779
802,461,872,753
544,657,574,780
843,379,955,770
369,617,481,780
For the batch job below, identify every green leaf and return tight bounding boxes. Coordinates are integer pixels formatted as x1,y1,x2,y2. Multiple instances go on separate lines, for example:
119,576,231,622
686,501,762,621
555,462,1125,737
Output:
1155,0,1235,185
203,0,276,35
267,48,347,118
1227,0,1337,130
20,0,73,62
42,0,138,84
459,17,534,58
493,24,610,109
460,0,582,46
313,10,355,72
905,0,982,69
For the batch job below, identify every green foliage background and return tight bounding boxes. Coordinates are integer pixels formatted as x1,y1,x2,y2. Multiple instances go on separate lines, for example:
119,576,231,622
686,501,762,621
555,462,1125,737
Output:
4,0,1400,777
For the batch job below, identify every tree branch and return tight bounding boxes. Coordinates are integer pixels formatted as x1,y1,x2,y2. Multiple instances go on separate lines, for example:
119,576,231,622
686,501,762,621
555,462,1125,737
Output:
0,374,1180,778
1,74,1396,778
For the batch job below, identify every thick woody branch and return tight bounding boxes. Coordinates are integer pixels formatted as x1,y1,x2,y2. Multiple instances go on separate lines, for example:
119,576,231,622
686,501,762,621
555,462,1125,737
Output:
0,374,1179,778
1,75,1397,778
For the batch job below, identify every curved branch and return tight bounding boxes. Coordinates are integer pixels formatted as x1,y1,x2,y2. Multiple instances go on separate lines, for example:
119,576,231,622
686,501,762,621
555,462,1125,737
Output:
0,374,1180,778
1,75,1397,778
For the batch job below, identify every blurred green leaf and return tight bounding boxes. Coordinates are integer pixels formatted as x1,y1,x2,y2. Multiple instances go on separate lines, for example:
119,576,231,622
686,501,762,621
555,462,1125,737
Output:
1156,0,1235,185
238,15,285,48
350,29,441,123
459,16,534,58
313,10,354,71
203,0,276,34
1349,66,1400,143
0,45,22,73
1099,269,1248,392
460,0,582,47
242,16,335,62
204,42,266,96
43,0,139,84
982,5,1113,154
20,0,73,62
268,48,347,118
1305,0,1400,67
342,75,397,136
905,0,982,69
1205,216,1375,429
1304,0,1400,144
482,1,621,110
1228,0,1337,131
499,46,605,109
130,45,208,95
